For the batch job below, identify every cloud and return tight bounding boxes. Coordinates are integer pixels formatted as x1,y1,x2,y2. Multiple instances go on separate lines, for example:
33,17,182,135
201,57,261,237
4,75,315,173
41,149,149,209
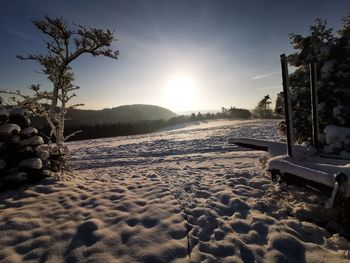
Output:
0,26,34,41
252,71,280,80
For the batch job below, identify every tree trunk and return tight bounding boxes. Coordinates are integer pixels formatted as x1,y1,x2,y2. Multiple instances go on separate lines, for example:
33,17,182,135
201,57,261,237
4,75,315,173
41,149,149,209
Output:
50,82,61,144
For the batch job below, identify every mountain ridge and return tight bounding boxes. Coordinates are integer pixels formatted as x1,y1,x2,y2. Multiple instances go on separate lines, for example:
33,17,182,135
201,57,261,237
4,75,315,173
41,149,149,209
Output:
32,104,177,127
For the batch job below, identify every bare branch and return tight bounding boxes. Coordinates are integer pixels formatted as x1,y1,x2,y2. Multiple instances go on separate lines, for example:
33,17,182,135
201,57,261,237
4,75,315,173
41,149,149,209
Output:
69,103,84,108
64,130,82,141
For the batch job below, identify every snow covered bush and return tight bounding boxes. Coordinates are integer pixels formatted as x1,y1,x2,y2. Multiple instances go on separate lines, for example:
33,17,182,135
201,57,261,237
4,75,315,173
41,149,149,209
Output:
323,125,350,158
288,17,350,152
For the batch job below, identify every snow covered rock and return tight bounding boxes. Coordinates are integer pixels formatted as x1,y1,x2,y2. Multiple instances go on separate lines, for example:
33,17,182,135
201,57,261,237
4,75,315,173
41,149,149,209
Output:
19,146,38,159
21,127,38,138
0,124,21,136
0,107,49,191
19,158,43,170
36,148,50,161
20,136,44,147
9,108,30,128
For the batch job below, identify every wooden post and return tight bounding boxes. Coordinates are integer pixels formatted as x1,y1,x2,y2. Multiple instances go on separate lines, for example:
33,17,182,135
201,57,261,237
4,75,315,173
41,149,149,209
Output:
310,63,319,149
280,54,294,157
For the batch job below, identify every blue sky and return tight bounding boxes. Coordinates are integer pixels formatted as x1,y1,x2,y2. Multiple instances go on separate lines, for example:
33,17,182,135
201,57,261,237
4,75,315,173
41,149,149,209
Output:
0,0,349,113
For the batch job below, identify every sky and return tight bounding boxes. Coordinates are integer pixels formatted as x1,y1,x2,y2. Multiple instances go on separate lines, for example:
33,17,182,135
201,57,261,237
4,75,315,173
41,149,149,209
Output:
0,0,349,113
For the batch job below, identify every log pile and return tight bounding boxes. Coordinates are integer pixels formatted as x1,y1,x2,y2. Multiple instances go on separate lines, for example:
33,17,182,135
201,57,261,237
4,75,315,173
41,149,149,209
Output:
0,107,49,191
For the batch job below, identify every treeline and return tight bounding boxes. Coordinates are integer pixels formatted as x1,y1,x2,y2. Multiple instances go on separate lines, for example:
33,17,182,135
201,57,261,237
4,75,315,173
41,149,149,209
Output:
218,107,251,119
39,107,252,141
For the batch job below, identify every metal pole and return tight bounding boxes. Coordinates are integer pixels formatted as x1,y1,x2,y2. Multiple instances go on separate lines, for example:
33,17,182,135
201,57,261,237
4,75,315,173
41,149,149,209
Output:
280,54,294,157
310,63,319,149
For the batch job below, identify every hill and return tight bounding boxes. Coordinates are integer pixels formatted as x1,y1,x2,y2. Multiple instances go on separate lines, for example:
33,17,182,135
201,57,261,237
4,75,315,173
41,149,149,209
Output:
32,104,177,127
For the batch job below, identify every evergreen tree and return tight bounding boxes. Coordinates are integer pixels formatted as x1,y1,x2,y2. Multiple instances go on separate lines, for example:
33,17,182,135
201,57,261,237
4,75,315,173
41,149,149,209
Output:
190,113,196,121
288,17,350,143
254,95,273,118
196,112,203,120
274,92,284,116
221,107,228,115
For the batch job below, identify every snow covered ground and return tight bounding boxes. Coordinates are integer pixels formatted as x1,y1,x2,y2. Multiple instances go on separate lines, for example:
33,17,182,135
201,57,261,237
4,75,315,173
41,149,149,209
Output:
0,119,350,262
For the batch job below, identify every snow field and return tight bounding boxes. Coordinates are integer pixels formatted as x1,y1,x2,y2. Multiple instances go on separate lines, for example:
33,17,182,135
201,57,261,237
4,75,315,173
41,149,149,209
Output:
0,119,349,262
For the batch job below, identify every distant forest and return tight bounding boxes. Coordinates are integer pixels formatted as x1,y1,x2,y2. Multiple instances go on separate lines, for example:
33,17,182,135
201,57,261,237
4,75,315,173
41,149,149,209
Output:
31,104,177,127
39,107,252,141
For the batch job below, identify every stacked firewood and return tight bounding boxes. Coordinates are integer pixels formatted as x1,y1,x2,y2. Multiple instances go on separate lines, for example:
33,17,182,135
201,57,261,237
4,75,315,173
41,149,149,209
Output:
0,107,50,190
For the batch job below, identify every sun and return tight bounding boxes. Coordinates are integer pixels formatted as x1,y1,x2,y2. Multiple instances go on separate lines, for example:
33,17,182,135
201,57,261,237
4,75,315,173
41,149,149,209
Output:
163,74,197,111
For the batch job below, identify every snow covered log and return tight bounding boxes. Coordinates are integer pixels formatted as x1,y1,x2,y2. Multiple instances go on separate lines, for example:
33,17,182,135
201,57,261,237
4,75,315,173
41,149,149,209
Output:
267,155,350,198
227,137,316,158
228,137,350,213
268,156,334,187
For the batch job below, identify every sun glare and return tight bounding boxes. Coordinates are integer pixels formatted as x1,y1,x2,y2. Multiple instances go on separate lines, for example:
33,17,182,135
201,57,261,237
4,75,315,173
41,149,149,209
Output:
164,74,197,112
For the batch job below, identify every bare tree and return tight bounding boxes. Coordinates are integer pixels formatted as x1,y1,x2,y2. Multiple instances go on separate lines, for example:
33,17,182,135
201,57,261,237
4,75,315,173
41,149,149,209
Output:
1,17,119,149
